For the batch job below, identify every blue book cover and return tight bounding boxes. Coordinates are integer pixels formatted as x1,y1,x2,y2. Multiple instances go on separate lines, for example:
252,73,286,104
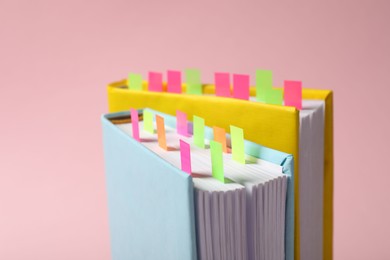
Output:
102,109,294,260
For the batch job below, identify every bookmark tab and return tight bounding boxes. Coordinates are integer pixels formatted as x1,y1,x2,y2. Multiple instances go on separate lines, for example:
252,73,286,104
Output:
185,69,202,95
213,126,227,153
167,70,182,93
156,115,167,150
215,72,231,97
130,108,140,141
266,88,283,105
233,74,250,100
193,116,205,148
255,70,272,102
255,70,282,105
143,110,154,133
176,110,189,136
284,80,302,110
127,73,143,90
230,125,245,164
148,72,163,92
210,140,224,183
180,140,192,174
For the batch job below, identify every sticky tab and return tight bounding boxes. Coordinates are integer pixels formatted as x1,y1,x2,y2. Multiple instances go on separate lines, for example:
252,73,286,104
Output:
167,70,182,93
185,69,202,95
156,115,167,150
255,70,272,102
213,126,228,153
148,72,163,92
193,116,205,148
265,88,283,105
176,110,189,136
215,72,231,97
130,108,140,141
180,140,192,174
255,70,283,105
284,80,302,110
233,74,250,100
127,73,143,90
143,110,154,134
210,140,224,183
230,125,245,164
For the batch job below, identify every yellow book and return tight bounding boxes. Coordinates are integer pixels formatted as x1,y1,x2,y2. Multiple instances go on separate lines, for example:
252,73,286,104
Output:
107,79,333,260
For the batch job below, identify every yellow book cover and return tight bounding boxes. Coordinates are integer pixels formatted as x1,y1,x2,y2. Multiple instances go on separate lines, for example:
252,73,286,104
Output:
107,79,333,260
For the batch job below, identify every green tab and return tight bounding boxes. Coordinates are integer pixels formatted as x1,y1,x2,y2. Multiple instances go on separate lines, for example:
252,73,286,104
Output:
265,88,283,105
127,73,143,90
255,70,272,102
185,69,202,95
210,140,224,183
143,110,154,133
230,125,245,164
193,116,205,148
255,70,283,105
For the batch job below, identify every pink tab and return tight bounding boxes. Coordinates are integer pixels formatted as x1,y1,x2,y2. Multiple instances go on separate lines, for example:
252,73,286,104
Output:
167,70,182,93
233,74,250,100
148,72,163,92
176,110,189,136
215,72,231,97
130,108,140,141
180,140,192,175
284,80,302,110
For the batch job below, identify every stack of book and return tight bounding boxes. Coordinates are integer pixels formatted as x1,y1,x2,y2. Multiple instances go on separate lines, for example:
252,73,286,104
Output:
102,69,333,260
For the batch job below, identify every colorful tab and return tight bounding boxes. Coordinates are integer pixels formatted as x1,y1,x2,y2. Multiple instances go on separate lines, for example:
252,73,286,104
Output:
127,73,143,90
284,80,302,110
148,72,163,92
156,115,167,150
230,125,245,164
185,69,202,95
176,110,189,136
193,116,205,148
213,126,227,153
180,140,192,174
210,140,224,183
233,74,250,100
167,70,182,93
265,88,283,105
143,110,154,134
130,108,140,141
215,72,231,97
255,70,272,102
256,70,283,105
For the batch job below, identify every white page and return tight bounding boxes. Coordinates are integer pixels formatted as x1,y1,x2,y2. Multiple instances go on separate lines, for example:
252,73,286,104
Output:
257,184,264,260
283,177,288,260
276,177,283,260
196,190,207,260
211,192,221,260
226,190,234,260
266,182,271,260
204,192,213,260
219,192,227,260
299,100,325,260
116,119,288,260
247,186,255,260
281,176,287,260
275,178,281,260
241,189,248,260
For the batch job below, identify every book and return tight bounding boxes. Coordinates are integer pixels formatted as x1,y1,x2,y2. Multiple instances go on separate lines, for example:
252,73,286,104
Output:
102,108,295,260
105,76,333,260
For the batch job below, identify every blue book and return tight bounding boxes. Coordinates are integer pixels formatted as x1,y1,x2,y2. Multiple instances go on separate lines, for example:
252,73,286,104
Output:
102,108,295,260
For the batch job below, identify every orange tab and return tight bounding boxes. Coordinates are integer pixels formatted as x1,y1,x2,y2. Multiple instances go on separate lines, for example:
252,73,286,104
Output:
156,115,167,150
213,126,228,153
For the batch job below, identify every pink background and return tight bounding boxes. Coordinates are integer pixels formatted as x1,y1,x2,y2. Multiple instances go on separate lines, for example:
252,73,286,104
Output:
1,1,389,259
